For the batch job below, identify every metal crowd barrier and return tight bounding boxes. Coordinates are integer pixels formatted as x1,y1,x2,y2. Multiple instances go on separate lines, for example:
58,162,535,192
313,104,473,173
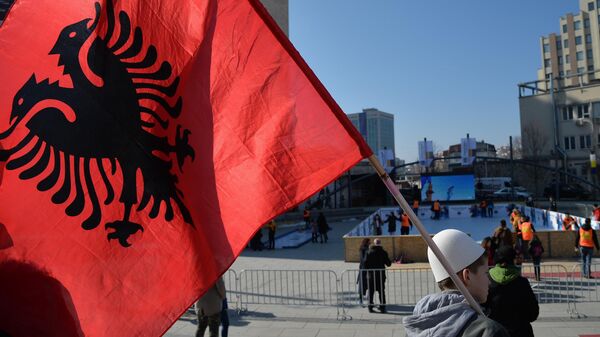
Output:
236,269,343,318
216,263,599,320
519,264,572,305
340,268,436,309
568,263,600,318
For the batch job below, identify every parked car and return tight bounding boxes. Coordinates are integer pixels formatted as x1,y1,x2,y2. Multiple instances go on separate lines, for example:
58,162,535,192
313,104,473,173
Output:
492,187,531,200
543,183,591,200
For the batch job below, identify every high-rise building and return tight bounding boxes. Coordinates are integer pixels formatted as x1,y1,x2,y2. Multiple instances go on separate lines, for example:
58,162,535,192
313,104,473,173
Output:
520,0,600,182
347,108,395,157
537,0,600,87
260,0,289,36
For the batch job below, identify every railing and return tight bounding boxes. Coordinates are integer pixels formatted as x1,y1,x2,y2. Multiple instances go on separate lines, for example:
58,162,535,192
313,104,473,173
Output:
568,263,600,318
217,263,598,320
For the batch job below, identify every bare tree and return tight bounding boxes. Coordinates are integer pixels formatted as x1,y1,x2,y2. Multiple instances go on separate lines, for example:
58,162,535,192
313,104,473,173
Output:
521,124,550,195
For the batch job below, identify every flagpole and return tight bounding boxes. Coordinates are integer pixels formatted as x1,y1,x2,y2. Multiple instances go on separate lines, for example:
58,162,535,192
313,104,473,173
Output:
367,155,484,316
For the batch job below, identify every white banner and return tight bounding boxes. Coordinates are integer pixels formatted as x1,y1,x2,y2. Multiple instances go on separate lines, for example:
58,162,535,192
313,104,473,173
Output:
461,137,476,166
418,140,434,167
377,148,395,173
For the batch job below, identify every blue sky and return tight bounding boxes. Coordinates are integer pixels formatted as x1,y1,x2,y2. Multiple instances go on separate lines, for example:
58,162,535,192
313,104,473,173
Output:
289,1,578,161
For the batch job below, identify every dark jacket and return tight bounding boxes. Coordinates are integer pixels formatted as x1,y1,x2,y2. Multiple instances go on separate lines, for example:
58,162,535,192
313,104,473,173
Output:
317,214,328,234
485,265,539,337
404,291,509,337
492,226,513,248
385,214,397,232
364,245,391,287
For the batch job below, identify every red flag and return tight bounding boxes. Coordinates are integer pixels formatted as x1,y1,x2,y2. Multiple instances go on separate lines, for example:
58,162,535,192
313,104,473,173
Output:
0,0,371,336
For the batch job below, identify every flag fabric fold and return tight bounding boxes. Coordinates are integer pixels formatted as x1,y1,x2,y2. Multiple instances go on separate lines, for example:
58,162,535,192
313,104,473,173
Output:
0,0,371,336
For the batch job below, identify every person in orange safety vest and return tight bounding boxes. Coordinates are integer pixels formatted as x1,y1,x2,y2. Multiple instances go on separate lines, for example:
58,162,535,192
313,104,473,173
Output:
562,214,577,231
518,216,535,259
431,200,441,220
575,218,599,278
400,212,412,235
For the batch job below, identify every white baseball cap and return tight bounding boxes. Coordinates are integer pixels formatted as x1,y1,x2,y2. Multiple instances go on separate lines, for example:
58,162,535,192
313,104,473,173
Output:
427,229,484,282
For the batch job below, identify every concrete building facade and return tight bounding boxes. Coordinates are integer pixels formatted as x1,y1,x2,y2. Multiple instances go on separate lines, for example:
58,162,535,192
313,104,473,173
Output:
520,0,600,181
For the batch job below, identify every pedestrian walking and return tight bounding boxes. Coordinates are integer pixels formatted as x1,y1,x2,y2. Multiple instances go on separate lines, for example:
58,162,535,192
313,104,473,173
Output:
267,220,276,250
492,220,513,248
317,212,329,243
562,213,577,231
400,212,412,235
481,236,496,267
403,229,509,337
364,238,391,313
574,218,600,278
196,277,226,337
549,197,557,212
528,235,544,281
311,220,318,243
372,213,383,236
385,212,397,235
488,199,494,217
220,297,229,337
357,238,370,304
517,216,535,259
593,204,600,222
480,200,487,217
249,229,263,251
431,200,441,220
412,199,419,216
303,207,311,230
486,246,539,337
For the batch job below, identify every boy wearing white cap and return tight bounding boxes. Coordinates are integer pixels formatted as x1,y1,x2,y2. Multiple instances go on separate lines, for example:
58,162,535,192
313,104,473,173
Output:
403,229,509,337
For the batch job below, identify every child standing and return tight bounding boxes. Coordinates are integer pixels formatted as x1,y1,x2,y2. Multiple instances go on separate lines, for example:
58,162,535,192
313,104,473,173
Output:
528,236,544,281
403,229,509,337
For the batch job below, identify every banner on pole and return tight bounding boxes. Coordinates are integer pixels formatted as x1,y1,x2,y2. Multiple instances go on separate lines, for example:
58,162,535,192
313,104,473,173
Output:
461,138,476,166
418,140,434,167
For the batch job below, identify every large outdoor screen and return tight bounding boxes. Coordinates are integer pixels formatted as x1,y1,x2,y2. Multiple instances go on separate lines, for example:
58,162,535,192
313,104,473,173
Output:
421,174,475,202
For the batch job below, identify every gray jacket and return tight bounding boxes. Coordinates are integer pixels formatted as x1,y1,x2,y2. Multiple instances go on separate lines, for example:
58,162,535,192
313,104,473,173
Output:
196,277,226,316
403,291,509,337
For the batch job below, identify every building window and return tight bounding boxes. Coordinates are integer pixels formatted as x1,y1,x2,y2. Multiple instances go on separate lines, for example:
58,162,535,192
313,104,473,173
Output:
575,20,582,30
566,54,570,63
565,136,576,150
588,49,594,59
587,34,593,44
576,35,583,45
580,135,592,149
578,67,585,74
563,24,568,33
597,0,600,8
544,58,551,67
564,39,569,48
585,18,591,28
558,56,563,65
578,104,590,118
560,71,565,77
557,40,562,49
563,106,574,120
577,51,584,61
589,65,595,71
545,73,551,79
543,43,550,53
589,2,595,10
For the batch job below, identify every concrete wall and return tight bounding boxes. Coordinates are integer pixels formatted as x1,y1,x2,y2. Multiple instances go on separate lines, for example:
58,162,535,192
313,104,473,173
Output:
344,230,598,263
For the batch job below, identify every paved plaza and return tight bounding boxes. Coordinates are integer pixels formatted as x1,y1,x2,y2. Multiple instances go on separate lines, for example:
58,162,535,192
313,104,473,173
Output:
165,218,600,337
